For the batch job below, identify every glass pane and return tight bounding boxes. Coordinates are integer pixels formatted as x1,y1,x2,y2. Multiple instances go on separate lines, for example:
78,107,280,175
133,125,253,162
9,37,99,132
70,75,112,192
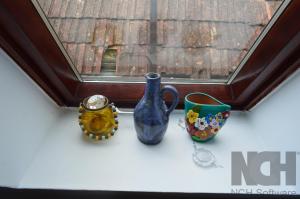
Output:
35,0,285,83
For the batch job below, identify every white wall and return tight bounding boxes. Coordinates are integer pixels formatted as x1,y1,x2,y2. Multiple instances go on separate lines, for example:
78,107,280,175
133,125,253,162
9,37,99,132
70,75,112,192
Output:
245,69,300,193
0,48,60,187
249,69,300,150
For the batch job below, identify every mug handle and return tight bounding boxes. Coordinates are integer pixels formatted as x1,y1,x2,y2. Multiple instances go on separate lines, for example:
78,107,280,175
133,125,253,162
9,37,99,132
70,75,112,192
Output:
160,85,179,116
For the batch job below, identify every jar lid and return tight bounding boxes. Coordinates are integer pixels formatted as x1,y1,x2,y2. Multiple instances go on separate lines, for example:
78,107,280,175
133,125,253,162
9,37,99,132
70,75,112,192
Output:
83,95,108,110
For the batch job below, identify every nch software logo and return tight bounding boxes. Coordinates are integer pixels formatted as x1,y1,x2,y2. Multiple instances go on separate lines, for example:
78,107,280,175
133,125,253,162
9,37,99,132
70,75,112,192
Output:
231,151,297,195
231,151,297,186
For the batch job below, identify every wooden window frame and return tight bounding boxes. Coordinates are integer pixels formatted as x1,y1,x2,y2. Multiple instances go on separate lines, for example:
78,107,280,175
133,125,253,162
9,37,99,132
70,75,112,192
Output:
0,1,299,110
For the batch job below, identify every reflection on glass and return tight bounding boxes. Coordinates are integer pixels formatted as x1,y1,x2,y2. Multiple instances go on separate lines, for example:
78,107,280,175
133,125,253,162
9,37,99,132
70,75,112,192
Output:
36,0,283,81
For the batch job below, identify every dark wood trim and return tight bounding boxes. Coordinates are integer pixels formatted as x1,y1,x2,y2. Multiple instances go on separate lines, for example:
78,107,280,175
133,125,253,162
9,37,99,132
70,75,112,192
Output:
230,0,300,109
0,0,299,110
0,0,79,106
74,82,235,109
1,187,298,199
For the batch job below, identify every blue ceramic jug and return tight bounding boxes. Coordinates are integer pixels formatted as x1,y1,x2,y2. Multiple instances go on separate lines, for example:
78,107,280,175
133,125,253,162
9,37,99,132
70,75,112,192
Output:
134,73,179,145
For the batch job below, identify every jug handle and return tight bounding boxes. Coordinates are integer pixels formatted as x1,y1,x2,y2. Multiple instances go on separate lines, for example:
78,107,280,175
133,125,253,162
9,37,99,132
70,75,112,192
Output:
160,85,179,116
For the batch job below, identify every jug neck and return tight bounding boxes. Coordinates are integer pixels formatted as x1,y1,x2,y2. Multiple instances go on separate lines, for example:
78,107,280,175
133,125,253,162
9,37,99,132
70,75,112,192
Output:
144,73,161,99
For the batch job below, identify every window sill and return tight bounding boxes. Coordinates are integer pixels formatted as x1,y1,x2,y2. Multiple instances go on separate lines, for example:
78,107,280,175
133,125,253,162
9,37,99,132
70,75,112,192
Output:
18,110,298,194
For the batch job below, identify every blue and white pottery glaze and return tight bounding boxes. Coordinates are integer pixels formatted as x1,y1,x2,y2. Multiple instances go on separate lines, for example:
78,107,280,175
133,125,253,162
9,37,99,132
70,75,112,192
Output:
134,73,179,145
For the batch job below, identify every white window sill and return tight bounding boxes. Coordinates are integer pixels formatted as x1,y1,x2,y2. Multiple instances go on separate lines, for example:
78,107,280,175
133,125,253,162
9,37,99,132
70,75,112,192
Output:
18,110,299,194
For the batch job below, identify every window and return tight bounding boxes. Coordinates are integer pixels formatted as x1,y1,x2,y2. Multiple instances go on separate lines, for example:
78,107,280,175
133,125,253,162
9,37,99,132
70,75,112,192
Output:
36,0,284,83
0,0,299,109
101,48,117,74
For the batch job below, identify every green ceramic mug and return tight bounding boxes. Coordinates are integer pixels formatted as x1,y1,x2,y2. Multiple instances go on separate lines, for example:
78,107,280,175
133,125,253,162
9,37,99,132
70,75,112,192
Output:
184,93,231,142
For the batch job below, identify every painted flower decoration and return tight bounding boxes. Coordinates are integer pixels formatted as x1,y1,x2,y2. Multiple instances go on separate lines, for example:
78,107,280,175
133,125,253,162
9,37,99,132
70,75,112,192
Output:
205,113,214,123
210,127,220,134
199,131,209,140
194,131,201,137
195,117,208,130
186,122,196,135
187,110,199,124
186,108,230,141
209,118,219,128
216,112,223,121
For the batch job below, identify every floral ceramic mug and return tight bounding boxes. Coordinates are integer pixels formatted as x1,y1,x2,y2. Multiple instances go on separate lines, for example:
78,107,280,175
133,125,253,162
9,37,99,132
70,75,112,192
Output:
184,93,231,142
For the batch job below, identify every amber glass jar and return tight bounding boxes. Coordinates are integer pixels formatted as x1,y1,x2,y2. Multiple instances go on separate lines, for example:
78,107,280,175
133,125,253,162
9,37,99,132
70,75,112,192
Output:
79,95,118,141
